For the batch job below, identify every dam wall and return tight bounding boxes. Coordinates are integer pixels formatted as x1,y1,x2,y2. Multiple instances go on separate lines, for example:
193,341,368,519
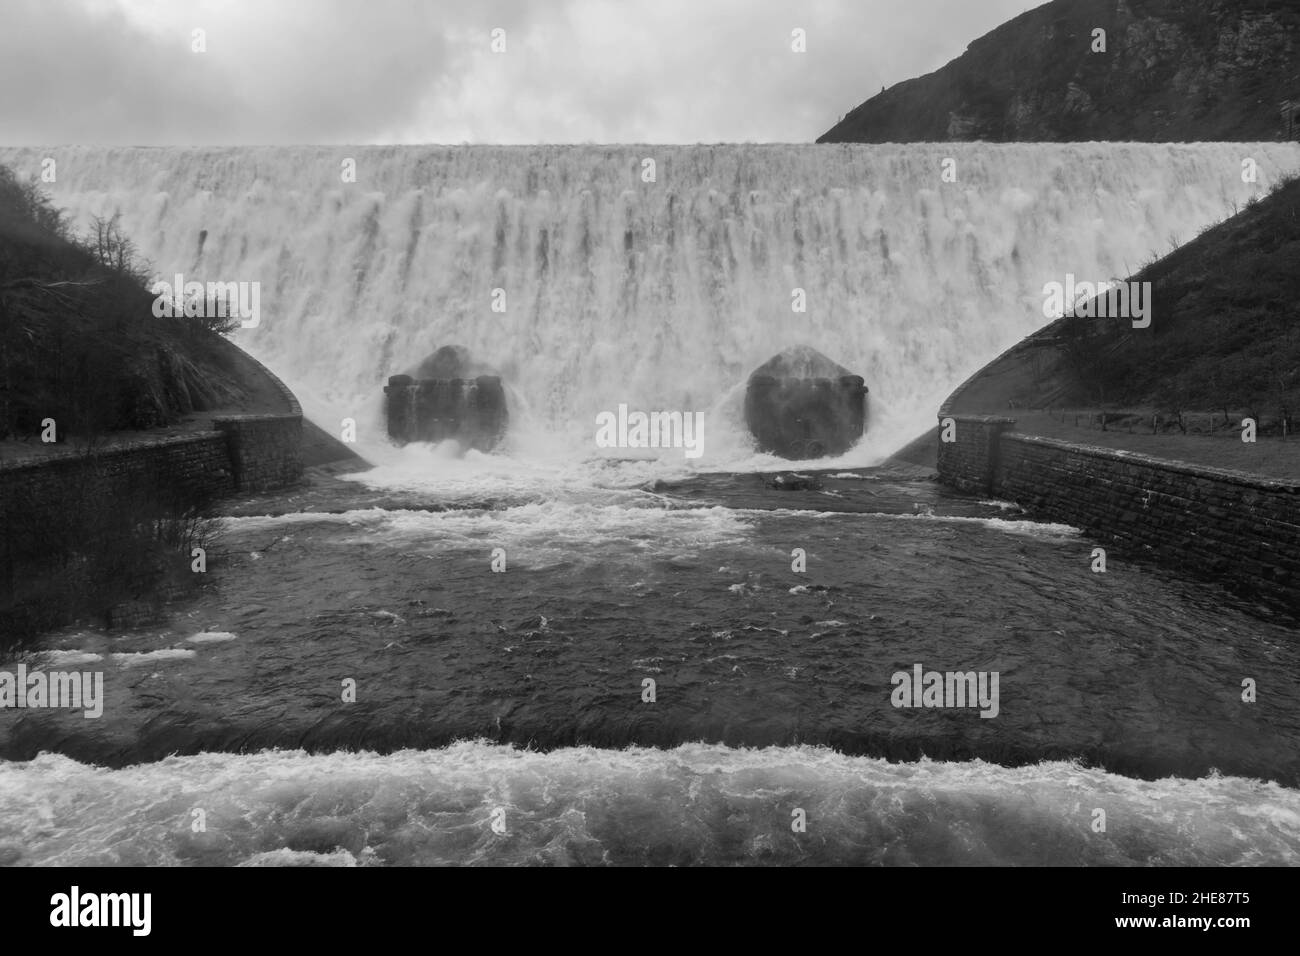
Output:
938,413,1300,615
6,143,1300,460
207,334,305,491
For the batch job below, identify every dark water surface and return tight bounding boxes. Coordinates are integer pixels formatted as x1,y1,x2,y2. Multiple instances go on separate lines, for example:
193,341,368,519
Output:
4,468,1300,865
5,470,1297,788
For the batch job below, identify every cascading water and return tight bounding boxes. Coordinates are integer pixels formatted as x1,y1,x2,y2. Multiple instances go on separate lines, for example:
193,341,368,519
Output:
4,143,1298,469
6,144,1300,867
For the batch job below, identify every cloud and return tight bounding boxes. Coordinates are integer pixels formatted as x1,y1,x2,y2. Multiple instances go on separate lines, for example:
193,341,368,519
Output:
0,0,1032,144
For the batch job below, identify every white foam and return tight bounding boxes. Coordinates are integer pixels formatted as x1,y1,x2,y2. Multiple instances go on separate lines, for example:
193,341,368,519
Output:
0,744,1296,866
109,649,198,665
731,507,1082,540
228,501,757,567
187,632,237,644
36,650,104,666
978,500,1022,511
237,848,366,867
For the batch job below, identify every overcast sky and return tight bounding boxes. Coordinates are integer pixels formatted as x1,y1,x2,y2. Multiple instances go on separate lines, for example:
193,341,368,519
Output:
2,0,1036,144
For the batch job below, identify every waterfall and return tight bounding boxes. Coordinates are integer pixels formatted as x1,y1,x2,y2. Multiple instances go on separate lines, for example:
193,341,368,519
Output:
6,143,1297,464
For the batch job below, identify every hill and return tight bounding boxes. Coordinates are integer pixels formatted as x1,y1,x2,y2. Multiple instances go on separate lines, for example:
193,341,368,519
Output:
819,0,1300,144
0,166,279,448
944,171,1300,477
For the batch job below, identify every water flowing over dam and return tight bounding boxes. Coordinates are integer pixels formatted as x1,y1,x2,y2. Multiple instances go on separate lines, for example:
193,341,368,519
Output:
5,143,1298,464
5,143,1300,867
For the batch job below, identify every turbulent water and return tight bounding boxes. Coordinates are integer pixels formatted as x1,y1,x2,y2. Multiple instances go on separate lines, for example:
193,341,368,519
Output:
5,745,1299,867
5,473,1300,865
3,144,1300,866
4,143,1299,462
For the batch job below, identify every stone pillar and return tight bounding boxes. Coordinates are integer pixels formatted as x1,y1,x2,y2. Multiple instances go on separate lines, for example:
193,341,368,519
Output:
214,414,303,492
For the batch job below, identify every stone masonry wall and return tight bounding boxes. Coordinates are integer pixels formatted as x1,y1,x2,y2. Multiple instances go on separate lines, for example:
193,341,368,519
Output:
936,414,1017,495
0,411,304,536
1,338,304,536
0,432,235,530
215,414,303,493
936,417,1300,615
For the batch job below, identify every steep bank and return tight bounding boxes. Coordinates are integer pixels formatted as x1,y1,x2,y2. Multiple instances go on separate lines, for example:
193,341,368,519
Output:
946,174,1300,437
0,165,291,451
820,0,1300,144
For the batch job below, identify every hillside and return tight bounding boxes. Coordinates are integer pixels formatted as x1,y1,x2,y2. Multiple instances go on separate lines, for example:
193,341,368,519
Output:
0,165,278,449
945,172,1300,476
819,0,1300,143
0,164,320,638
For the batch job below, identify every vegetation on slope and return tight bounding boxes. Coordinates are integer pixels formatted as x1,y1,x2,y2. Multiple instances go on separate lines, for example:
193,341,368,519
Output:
820,0,1300,143
0,165,250,444
948,173,1300,477
1055,173,1299,420
0,166,249,642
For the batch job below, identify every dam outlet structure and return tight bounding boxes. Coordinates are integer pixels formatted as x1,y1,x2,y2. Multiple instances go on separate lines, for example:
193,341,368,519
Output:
384,374,508,450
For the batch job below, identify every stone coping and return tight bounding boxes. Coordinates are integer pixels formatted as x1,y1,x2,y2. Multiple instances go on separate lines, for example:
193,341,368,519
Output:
0,431,223,473
1001,431,1300,493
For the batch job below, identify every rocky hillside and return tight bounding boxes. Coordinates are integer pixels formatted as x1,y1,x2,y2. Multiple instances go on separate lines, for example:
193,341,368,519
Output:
819,0,1300,143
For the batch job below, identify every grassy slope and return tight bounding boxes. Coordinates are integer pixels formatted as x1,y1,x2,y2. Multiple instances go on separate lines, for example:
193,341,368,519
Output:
0,168,372,476
947,175,1300,478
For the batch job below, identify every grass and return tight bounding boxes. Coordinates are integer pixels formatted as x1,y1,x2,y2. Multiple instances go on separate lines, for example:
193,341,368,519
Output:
1007,410,1300,480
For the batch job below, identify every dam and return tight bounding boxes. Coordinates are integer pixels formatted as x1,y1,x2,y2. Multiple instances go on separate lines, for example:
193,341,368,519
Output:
4,143,1296,464
384,345,509,450
5,143,1300,868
